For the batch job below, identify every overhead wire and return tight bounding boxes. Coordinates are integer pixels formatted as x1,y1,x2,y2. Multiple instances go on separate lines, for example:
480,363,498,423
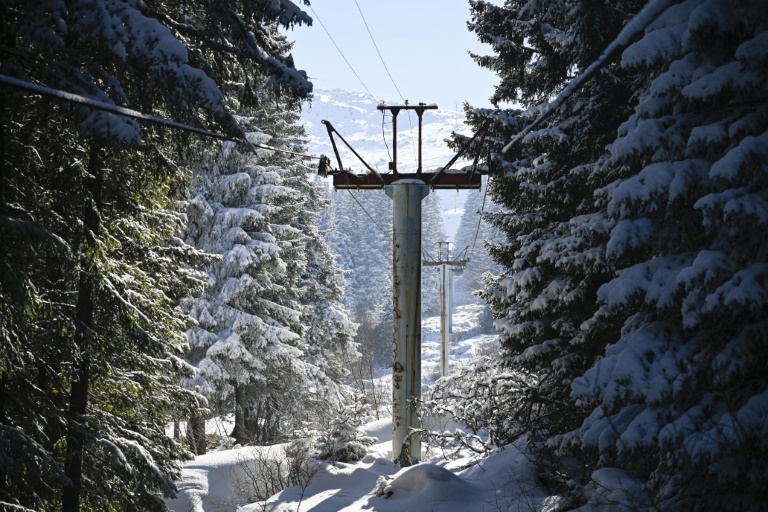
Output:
453,2,679,262
307,4,378,103
502,0,676,154
352,0,418,164
467,175,491,263
347,190,392,241
460,1,678,263
353,0,405,101
0,73,321,159
2,73,392,246
381,112,393,164
6,65,392,245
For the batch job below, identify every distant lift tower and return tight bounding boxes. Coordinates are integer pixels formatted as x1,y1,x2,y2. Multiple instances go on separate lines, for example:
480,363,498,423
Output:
423,241,467,377
319,103,490,464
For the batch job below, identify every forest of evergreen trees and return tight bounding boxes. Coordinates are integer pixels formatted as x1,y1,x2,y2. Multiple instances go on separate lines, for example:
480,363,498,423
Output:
0,1,345,510
1,0,766,511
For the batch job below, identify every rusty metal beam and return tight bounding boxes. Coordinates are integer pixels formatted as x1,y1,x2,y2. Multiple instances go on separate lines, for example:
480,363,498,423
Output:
430,119,491,186
422,261,467,267
321,120,384,185
332,171,482,190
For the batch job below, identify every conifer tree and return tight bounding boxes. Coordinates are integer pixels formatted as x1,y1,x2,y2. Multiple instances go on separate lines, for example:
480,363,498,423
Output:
0,0,313,509
566,1,768,508
183,104,357,445
326,190,393,318
465,0,768,507
463,0,640,459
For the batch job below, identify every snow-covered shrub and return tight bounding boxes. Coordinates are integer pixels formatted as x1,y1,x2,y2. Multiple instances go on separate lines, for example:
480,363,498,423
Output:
315,394,377,463
422,355,535,450
372,475,394,498
233,440,319,508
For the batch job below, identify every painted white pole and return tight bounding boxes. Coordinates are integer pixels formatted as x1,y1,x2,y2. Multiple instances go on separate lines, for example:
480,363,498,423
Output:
439,263,449,377
386,182,428,464
448,267,455,334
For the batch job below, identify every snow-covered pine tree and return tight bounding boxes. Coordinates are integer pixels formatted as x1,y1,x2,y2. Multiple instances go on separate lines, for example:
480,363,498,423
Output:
315,392,377,463
0,0,313,509
564,1,768,509
325,189,393,318
461,0,645,483
1,129,211,512
245,100,358,428
183,135,304,445
466,0,768,507
183,103,356,446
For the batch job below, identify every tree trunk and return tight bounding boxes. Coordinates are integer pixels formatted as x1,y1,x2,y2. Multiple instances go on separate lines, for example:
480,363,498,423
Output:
62,144,102,512
230,382,250,445
173,418,181,442
186,415,207,455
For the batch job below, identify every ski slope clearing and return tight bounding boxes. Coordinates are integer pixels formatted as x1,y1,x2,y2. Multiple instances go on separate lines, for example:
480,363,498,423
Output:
166,428,553,511
164,305,564,511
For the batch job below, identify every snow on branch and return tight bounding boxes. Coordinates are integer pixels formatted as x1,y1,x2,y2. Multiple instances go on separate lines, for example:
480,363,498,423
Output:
502,0,679,154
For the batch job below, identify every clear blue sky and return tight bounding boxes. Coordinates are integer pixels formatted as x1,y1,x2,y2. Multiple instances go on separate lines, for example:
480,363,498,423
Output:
287,0,499,109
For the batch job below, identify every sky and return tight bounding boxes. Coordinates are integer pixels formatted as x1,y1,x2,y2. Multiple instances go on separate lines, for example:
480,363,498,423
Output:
286,0,500,110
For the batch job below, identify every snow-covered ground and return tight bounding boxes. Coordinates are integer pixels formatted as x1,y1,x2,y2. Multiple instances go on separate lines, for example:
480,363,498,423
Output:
165,305,556,512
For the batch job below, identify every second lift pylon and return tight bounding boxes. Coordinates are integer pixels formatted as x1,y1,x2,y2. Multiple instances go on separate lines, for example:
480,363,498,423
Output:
423,241,467,377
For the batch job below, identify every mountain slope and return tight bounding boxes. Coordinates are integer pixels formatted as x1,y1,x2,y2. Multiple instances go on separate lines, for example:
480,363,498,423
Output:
302,89,470,174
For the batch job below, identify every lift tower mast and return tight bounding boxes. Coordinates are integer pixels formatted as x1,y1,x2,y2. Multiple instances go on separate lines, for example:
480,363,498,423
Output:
423,241,467,377
319,104,489,464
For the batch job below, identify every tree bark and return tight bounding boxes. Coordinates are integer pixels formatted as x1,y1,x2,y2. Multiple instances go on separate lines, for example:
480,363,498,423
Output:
62,144,102,512
186,415,207,455
231,382,250,445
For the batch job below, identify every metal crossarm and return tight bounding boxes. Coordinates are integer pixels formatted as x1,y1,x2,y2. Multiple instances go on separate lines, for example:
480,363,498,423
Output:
321,103,492,190
321,120,385,185
430,119,491,185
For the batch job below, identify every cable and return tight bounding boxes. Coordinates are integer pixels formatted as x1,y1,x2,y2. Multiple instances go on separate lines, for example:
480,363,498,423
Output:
0,74,241,143
308,4,377,103
347,189,392,241
381,111,392,164
468,176,491,262
502,0,676,154
249,141,322,160
0,74,322,160
353,0,417,164
353,0,404,101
